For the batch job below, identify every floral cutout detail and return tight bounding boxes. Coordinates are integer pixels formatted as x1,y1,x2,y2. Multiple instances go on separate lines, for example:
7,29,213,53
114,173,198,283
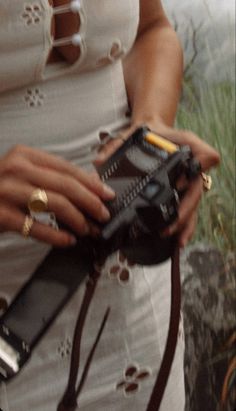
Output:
108,251,135,286
57,336,72,359
110,42,125,59
116,363,152,396
22,3,43,25
96,40,125,67
24,88,45,107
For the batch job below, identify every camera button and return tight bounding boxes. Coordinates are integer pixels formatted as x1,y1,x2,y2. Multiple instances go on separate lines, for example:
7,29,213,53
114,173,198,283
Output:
141,181,161,201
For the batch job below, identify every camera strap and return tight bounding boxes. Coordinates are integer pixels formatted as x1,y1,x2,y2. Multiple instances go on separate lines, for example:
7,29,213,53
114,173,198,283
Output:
0,244,181,411
146,247,181,411
0,245,94,381
56,247,181,411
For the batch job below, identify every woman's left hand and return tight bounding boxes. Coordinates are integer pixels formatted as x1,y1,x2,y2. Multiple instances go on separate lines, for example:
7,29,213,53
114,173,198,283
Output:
94,123,220,248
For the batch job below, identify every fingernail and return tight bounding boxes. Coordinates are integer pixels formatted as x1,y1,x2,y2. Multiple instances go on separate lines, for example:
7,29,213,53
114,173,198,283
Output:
103,183,115,198
101,205,111,221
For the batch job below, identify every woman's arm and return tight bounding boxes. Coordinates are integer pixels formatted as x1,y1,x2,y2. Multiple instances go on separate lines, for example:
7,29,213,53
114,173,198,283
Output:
96,0,220,247
123,0,183,127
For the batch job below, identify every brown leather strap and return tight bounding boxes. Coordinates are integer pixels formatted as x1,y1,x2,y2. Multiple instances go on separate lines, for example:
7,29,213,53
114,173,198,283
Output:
58,248,181,411
146,247,181,411
57,269,110,411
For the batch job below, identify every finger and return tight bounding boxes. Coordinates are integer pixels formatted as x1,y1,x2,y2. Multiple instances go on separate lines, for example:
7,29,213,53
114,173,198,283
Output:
175,174,189,192
0,204,76,247
178,213,198,248
153,127,220,171
162,177,203,236
6,145,115,201
0,179,97,236
94,124,136,166
87,220,101,237
95,137,124,165
7,162,112,223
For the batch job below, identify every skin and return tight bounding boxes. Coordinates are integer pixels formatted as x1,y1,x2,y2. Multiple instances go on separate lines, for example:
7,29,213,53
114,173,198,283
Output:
96,0,220,247
48,0,81,63
0,146,115,246
0,0,220,248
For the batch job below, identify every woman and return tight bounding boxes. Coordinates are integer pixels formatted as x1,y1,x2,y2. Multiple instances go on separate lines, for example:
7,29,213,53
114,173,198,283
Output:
0,1,219,410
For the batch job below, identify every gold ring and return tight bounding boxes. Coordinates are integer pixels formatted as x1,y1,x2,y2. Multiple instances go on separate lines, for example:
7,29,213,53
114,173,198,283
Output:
21,215,34,238
201,173,212,192
28,188,48,213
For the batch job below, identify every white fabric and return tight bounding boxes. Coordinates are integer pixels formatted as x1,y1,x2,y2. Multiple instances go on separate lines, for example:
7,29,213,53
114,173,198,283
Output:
0,1,185,410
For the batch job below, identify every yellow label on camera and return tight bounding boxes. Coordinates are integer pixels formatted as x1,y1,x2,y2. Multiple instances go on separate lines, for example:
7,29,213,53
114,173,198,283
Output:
145,132,179,154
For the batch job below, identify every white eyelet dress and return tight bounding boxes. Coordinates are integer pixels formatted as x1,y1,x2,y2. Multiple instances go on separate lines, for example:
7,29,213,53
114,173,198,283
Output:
0,1,185,410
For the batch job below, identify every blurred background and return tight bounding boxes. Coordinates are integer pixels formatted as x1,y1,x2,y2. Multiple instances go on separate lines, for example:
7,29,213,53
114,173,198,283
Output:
162,1,235,410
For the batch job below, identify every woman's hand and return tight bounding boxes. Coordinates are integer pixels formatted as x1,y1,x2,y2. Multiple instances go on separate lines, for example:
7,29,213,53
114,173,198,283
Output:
153,124,220,247
94,124,139,166
94,123,220,248
0,145,115,246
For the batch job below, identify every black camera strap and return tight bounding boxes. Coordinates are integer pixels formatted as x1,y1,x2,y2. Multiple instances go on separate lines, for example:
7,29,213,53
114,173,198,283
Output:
0,245,94,381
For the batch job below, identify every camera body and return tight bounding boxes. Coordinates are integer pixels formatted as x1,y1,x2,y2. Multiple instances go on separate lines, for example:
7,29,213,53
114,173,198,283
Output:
88,126,201,265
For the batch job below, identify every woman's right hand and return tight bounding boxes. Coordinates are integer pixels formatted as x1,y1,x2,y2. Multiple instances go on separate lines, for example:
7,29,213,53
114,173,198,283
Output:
0,145,115,246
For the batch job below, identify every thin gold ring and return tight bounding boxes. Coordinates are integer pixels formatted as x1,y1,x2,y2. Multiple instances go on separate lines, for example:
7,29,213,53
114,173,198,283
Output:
21,215,34,238
201,172,212,192
28,188,48,213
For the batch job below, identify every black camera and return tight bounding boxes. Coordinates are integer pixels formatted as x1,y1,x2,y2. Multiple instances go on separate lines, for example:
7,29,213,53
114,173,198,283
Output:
0,126,201,382
87,126,201,265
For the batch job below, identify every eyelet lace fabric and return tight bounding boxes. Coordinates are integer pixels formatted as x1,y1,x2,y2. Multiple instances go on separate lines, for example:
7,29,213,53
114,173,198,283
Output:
0,2,185,410
0,0,140,93
57,337,72,359
24,88,45,107
116,363,152,397
21,3,43,25
107,251,135,286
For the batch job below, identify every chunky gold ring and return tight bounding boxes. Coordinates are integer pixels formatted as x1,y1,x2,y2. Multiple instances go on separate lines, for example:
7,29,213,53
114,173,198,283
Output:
28,188,48,213
201,173,212,192
21,215,34,238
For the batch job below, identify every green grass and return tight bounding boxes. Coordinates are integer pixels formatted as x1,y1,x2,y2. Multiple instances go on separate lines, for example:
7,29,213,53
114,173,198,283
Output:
176,80,235,253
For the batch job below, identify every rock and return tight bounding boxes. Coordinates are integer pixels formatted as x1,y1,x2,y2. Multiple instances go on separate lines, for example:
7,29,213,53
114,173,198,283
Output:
181,244,236,411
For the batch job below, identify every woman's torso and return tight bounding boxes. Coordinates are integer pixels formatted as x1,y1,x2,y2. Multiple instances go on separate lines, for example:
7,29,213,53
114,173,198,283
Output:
0,4,186,411
0,0,140,154
0,0,140,297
